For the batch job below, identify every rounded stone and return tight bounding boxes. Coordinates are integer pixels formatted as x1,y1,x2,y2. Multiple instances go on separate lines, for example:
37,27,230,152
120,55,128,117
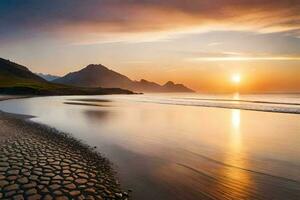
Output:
17,177,29,184
75,178,88,184
0,180,9,187
69,190,81,196
25,188,37,196
27,194,42,200
4,183,19,191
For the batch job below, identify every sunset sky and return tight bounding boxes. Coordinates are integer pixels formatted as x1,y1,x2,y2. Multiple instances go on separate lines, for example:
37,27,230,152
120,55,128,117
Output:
0,0,300,93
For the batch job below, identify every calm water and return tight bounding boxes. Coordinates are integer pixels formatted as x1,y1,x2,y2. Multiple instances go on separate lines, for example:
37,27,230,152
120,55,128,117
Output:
0,93,300,200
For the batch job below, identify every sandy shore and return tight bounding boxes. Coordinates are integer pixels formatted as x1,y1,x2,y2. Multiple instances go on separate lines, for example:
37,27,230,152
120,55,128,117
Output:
0,96,129,200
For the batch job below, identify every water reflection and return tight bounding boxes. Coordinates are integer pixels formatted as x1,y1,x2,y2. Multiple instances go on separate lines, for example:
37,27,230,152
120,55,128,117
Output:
231,109,241,150
0,95,300,199
218,109,253,199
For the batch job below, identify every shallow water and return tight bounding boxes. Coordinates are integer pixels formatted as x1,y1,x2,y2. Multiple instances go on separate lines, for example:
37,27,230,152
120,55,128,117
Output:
0,93,300,199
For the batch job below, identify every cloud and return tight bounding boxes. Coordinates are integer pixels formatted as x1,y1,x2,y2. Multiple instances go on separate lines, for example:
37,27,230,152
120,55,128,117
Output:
184,50,300,62
0,0,300,43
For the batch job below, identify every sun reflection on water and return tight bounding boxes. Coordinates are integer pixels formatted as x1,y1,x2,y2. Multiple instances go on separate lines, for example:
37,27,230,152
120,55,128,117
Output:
217,109,253,199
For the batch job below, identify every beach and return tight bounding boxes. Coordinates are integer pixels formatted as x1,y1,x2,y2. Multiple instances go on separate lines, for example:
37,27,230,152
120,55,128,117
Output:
0,94,300,200
0,96,128,200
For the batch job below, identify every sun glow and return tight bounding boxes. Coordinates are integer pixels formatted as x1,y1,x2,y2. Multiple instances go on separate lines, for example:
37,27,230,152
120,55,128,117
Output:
231,74,241,84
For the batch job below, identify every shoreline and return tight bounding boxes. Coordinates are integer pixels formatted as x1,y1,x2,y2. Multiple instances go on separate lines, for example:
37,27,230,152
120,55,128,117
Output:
0,96,129,199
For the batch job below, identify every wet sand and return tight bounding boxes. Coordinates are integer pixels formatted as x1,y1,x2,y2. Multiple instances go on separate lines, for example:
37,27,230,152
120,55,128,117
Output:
0,96,128,199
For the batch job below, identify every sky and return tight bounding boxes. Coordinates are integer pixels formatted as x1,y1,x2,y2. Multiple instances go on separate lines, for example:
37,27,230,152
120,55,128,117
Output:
0,0,300,93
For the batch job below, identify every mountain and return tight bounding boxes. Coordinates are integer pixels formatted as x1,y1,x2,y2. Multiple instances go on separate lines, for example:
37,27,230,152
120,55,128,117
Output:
54,64,194,93
36,73,61,81
0,58,134,95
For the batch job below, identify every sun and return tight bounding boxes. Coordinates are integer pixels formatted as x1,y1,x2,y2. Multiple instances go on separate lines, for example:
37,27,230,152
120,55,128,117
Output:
231,74,241,84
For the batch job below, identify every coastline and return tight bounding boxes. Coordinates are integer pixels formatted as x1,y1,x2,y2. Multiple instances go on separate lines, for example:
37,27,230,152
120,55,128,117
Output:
0,96,129,199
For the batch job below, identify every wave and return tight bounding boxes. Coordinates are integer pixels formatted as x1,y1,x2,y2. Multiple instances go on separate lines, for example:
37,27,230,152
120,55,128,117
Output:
131,96,300,114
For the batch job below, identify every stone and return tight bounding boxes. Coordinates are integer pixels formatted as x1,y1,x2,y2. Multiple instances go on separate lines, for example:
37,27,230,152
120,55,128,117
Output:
84,188,96,194
54,196,69,200
7,169,19,175
4,184,19,191
0,180,9,187
0,162,9,167
25,188,37,196
0,174,5,180
0,167,9,172
17,177,29,184
49,184,60,190
27,194,42,200
65,183,76,190
78,173,89,179
22,182,37,189
69,190,81,196
13,194,25,200
41,176,51,181
44,173,55,177
62,170,71,174
53,175,63,180
41,187,50,193
7,175,18,181
43,194,53,200
5,190,17,197
75,178,88,184
29,175,38,181
53,190,63,195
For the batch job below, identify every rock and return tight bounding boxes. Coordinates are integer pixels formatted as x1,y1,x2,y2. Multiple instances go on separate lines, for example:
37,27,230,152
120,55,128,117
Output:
27,194,42,200
0,180,9,187
64,183,76,190
7,169,19,175
7,175,18,181
13,194,25,200
78,173,89,179
53,175,63,180
54,196,69,200
22,182,37,189
4,183,19,191
43,194,53,200
44,173,55,177
25,188,37,196
17,177,29,184
5,190,17,197
0,167,9,172
29,175,38,181
84,188,96,194
0,162,9,167
75,178,88,184
49,184,60,190
53,190,63,195
69,190,81,196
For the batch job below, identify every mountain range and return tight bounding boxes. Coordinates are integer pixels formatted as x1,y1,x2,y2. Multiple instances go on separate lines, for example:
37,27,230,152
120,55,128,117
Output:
54,64,194,93
0,58,133,95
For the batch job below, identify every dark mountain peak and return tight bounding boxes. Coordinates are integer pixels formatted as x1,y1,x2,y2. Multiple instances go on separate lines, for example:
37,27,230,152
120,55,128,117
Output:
140,79,157,84
83,64,108,71
140,79,147,82
163,81,194,93
164,81,175,86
